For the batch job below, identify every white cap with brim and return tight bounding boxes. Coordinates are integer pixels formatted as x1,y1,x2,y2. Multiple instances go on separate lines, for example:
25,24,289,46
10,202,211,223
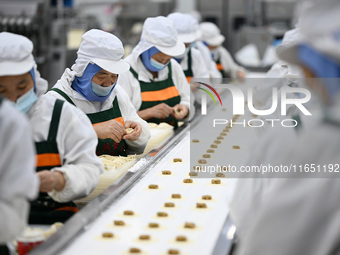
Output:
276,0,340,66
177,31,202,44
91,58,130,75
72,29,130,76
167,12,202,44
199,22,225,47
131,16,185,60
0,32,35,76
0,32,48,96
275,28,301,65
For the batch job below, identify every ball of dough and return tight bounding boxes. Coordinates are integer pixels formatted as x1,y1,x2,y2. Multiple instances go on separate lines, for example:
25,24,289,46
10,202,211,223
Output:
125,128,134,134
102,232,114,238
139,235,150,240
196,203,207,208
183,178,193,183
184,222,196,229
172,194,181,199
211,179,221,184
202,195,212,200
149,222,159,228
114,220,125,226
148,184,159,189
176,236,187,242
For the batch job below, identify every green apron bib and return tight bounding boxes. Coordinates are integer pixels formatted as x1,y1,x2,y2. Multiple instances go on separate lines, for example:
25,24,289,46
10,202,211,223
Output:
129,62,181,128
50,88,127,156
29,99,79,225
183,48,193,83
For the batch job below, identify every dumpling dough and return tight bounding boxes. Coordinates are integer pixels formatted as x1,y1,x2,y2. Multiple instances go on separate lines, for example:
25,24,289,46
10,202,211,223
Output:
125,128,134,134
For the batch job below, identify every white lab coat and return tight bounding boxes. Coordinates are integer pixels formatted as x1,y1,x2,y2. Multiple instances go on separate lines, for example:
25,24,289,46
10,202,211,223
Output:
178,47,209,107
179,47,209,80
230,98,340,255
252,61,303,109
118,56,194,120
213,46,245,79
0,99,38,243
194,41,222,80
29,93,104,202
49,69,151,155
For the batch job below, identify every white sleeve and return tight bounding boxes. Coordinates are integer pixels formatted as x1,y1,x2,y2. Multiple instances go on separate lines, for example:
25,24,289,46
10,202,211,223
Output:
219,47,245,78
171,59,195,120
0,101,39,242
116,86,151,155
47,101,104,202
171,59,193,107
196,41,222,79
191,48,210,79
118,70,142,111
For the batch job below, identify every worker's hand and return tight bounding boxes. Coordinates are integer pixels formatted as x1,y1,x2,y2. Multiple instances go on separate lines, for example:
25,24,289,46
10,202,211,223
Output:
93,119,125,143
37,170,65,192
172,104,189,120
123,121,142,141
237,70,245,81
150,103,174,119
190,82,200,92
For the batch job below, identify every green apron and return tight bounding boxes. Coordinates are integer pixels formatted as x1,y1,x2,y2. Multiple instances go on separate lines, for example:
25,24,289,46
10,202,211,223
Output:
29,99,79,225
215,57,230,78
50,88,127,156
129,62,181,128
183,48,193,83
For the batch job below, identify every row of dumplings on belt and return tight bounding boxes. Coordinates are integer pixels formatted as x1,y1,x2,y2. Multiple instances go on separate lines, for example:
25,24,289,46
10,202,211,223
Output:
101,195,212,254
160,167,226,179
192,118,241,165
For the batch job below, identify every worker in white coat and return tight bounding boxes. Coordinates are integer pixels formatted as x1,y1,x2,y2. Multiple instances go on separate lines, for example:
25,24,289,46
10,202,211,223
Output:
230,1,340,254
252,28,307,131
119,16,193,128
0,32,103,225
48,29,150,156
0,97,38,255
167,12,209,83
200,22,245,80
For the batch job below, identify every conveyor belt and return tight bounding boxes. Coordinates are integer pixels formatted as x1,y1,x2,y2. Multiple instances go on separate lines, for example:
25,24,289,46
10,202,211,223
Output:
31,81,260,255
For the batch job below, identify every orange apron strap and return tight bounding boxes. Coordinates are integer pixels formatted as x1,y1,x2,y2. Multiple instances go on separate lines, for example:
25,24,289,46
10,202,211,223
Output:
55,206,79,213
92,116,124,126
36,153,62,168
141,86,180,102
216,63,223,71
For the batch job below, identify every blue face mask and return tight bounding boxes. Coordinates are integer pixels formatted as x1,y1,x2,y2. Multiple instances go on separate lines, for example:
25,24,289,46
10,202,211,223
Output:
72,63,115,102
150,58,168,70
16,87,37,114
141,46,169,72
91,81,116,97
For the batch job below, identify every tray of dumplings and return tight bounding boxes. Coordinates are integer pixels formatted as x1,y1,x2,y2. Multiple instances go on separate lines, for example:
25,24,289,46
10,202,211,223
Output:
75,155,137,204
141,122,175,156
